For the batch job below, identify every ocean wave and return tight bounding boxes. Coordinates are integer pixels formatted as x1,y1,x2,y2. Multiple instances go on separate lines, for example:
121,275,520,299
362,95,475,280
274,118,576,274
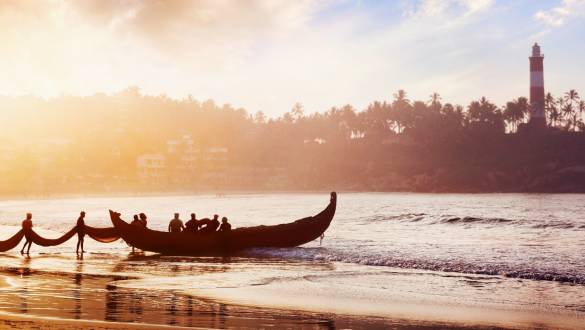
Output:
243,248,585,285
362,213,585,231
531,222,576,229
438,216,515,225
361,213,426,223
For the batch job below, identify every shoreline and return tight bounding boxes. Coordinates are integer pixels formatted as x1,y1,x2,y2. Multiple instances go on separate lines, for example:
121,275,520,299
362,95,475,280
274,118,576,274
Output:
190,265,585,330
1,189,584,201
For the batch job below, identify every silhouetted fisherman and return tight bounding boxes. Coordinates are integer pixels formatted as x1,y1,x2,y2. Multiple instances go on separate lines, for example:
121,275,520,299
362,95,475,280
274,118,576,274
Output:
129,214,141,253
139,213,148,228
218,217,231,232
204,214,220,233
20,213,33,255
130,214,141,226
76,211,86,254
168,213,185,233
197,218,210,233
185,213,199,233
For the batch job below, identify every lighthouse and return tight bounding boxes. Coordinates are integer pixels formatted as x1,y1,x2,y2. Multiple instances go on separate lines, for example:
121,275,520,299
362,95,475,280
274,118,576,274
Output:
529,43,546,127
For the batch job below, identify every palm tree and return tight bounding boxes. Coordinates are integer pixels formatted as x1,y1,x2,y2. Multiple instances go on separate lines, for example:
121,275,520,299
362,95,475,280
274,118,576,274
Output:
577,100,585,131
545,92,557,127
503,97,528,132
564,90,580,130
562,102,574,131
579,100,585,115
391,90,412,133
556,97,566,128
290,102,305,122
564,89,580,105
393,89,409,104
428,92,441,112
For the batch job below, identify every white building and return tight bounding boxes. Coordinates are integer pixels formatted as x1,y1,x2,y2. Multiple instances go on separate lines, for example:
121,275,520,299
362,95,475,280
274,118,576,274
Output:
137,154,166,181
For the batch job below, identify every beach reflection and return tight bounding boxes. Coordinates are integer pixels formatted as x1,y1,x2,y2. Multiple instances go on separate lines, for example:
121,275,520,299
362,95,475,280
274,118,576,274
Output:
18,257,30,314
0,254,342,329
74,256,82,319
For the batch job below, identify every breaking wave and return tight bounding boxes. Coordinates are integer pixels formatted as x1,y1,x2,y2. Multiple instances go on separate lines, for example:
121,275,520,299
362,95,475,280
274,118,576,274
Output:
361,213,585,230
244,247,585,285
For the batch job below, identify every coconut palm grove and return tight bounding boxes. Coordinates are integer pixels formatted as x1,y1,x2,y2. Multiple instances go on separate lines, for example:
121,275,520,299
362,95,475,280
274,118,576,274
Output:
1,86,584,195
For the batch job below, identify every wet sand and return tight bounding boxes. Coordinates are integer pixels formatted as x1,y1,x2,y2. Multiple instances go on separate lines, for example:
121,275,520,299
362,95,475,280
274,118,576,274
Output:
0,254,584,329
0,276,9,289
0,312,196,330
194,266,585,330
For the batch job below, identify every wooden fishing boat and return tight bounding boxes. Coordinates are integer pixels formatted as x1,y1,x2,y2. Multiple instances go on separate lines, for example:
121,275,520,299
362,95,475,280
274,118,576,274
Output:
109,192,337,255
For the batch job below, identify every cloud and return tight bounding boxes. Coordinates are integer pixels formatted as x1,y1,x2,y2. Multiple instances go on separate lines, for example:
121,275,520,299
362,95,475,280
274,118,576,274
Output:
66,0,328,48
0,0,332,99
0,0,580,117
405,0,494,18
535,0,585,27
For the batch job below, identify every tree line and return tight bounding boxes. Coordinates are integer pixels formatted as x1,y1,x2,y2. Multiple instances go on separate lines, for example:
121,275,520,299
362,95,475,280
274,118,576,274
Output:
0,87,584,194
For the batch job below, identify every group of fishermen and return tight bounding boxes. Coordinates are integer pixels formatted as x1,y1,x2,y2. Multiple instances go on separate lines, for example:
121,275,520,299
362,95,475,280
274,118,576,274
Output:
168,213,232,233
128,212,232,233
18,211,232,255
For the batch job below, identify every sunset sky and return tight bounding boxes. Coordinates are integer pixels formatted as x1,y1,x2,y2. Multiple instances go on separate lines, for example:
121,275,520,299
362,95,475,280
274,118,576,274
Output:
0,0,584,116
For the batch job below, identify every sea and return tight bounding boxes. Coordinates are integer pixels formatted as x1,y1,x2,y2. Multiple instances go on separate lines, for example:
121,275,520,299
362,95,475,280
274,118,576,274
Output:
0,193,584,328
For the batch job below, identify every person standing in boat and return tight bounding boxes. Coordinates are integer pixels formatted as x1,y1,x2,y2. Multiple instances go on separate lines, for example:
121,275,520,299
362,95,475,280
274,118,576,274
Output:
184,213,199,233
168,213,185,233
76,211,86,254
197,217,210,233
129,214,142,253
131,214,141,226
139,213,148,228
218,217,231,232
20,213,33,255
204,214,220,233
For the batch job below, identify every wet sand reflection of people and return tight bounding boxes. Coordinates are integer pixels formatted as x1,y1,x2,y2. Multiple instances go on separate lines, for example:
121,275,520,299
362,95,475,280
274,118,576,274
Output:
167,294,178,326
20,213,33,255
105,284,118,322
74,256,84,319
76,211,86,254
18,256,31,313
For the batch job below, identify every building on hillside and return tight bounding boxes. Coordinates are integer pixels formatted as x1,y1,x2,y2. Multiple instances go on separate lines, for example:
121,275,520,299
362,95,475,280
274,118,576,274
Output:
137,154,166,181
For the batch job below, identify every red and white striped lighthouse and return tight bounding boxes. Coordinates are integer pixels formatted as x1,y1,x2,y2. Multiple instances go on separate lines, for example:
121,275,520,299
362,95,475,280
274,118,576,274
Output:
529,42,546,127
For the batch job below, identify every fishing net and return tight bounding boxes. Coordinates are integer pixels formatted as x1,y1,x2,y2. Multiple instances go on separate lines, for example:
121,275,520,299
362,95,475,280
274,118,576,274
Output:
0,230,25,252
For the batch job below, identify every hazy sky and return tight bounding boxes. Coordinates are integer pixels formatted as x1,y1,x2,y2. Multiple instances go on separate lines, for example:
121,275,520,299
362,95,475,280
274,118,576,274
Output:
0,0,584,116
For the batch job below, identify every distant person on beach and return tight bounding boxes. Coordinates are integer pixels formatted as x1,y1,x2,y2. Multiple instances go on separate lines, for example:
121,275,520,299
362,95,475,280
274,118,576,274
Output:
218,217,231,232
168,213,185,233
76,211,86,254
139,213,148,228
20,213,33,255
185,213,199,232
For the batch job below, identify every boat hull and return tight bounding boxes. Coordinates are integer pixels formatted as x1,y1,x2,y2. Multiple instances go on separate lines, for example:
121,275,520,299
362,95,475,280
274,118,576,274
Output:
110,192,337,255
